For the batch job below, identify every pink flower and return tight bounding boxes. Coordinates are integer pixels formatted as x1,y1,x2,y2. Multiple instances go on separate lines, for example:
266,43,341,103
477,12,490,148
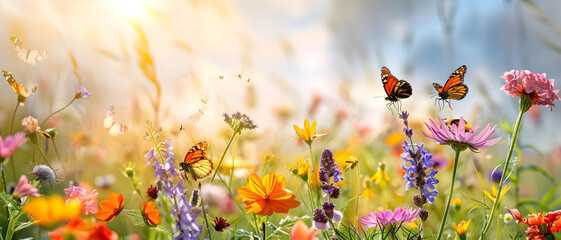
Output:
360,207,420,228
501,70,561,109
12,175,39,198
423,117,501,152
0,132,27,158
21,116,39,135
64,185,99,215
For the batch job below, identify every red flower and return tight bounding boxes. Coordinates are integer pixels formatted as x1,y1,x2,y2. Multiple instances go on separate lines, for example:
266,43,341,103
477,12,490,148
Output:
213,217,230,232
88,222,119,240
506,208,561,239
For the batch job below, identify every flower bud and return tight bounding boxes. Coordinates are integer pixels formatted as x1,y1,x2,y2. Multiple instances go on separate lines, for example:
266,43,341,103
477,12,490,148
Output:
21,116,39,135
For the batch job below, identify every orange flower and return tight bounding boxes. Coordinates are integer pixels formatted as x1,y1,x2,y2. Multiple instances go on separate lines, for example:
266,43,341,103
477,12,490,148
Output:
452,220,471,237
142,201,162,225
96,193,124,222
237,173,300,216
290,220,320,240
48,217,89,240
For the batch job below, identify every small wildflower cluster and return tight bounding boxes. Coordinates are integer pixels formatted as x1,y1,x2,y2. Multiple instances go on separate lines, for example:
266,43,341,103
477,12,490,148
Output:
223,111,258,133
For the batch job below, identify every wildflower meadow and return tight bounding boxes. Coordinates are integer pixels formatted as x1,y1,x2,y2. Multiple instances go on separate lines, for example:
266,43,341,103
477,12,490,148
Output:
2,1,561,240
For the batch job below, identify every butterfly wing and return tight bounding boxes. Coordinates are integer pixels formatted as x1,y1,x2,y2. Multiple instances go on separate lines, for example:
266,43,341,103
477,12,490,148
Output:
183,142,214,181
381,66,412,101
104,106,116,129
10,36,49,66
444,84,469,100
381,66,397,98
442,65,467,92
104,106,127,136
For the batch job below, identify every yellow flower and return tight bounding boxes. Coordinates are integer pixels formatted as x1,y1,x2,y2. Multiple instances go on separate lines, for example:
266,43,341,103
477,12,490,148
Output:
237,174,300,216
287,158,309,181
451,198,462,211
290,119,329,145
369,162,390,189
23,195,80,227
452,220,471,237
334,149,358,170
483,185,510,203
362,188,376,199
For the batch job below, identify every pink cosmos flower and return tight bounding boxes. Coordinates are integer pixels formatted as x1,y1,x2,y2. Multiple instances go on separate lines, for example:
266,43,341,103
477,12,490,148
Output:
501,70,560,109
64,185,99,215
0,132,27,158
12,175,39,198
423,117,501,151
360,207,420,228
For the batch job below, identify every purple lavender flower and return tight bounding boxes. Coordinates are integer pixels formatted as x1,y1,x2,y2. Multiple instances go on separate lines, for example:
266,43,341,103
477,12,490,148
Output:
0,132,27,159
319,149,344,184
399,111,413,139
312,208,329,230
401,142,439,204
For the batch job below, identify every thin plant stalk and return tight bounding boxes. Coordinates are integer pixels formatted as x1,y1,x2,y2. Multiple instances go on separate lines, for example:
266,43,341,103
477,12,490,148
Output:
308,144,319,209
479,110,524,239
295,176,311,214
199,183,212,240
10,102,20,134
1,163,7,193
32,142,56,178
40,98,76,127
228,135,240,190
210,131,237,183
118,215,125,240
436,149,461,240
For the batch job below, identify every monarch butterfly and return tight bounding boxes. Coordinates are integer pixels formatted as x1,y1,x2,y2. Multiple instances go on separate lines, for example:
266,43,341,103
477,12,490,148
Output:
433,65,468,110
179,141,214,183
381,66,412,113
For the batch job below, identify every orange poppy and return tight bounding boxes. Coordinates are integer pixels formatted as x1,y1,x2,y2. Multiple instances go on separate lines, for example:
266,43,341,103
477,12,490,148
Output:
142,201,162,225
96,193,124,222
237,173,300,216
48,217,89,240
290,220,320,240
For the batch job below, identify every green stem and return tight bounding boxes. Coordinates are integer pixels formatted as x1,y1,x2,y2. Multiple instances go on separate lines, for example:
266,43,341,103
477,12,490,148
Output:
40,98,76,127
228,135,239,190
118,215,125,240
1,162,7,193
32,143,56,178
10,102,19,135
210,131,237,183
295,177,310,214
198,183,212,240
6,183,35,240
479,110,524,239
436,149,461,240
216,174,259,234
308,144,319,209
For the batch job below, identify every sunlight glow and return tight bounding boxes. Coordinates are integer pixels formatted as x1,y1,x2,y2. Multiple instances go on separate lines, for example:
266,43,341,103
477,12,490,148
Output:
109,0,149,18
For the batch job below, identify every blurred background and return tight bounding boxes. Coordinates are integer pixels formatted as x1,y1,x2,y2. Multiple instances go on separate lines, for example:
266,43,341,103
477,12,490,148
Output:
1,0,561,237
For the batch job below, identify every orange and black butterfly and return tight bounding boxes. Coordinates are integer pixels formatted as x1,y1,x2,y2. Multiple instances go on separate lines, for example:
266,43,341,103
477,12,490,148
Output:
381,66,412,112
433,65,468,110
179,141,214,182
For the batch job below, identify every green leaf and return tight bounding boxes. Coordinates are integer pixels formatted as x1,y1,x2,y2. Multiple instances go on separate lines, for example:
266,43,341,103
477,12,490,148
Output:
14,221,34,232
121,209,148,226
540,185,557,207
0,192,22,217
517,165,556,183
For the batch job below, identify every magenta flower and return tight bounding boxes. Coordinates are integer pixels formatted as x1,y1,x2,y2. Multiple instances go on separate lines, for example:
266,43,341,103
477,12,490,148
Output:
12,175,39,199
423,117,501,152
360,207,420,228
64,185,99,215
0,132,27,158
501,70,560,109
